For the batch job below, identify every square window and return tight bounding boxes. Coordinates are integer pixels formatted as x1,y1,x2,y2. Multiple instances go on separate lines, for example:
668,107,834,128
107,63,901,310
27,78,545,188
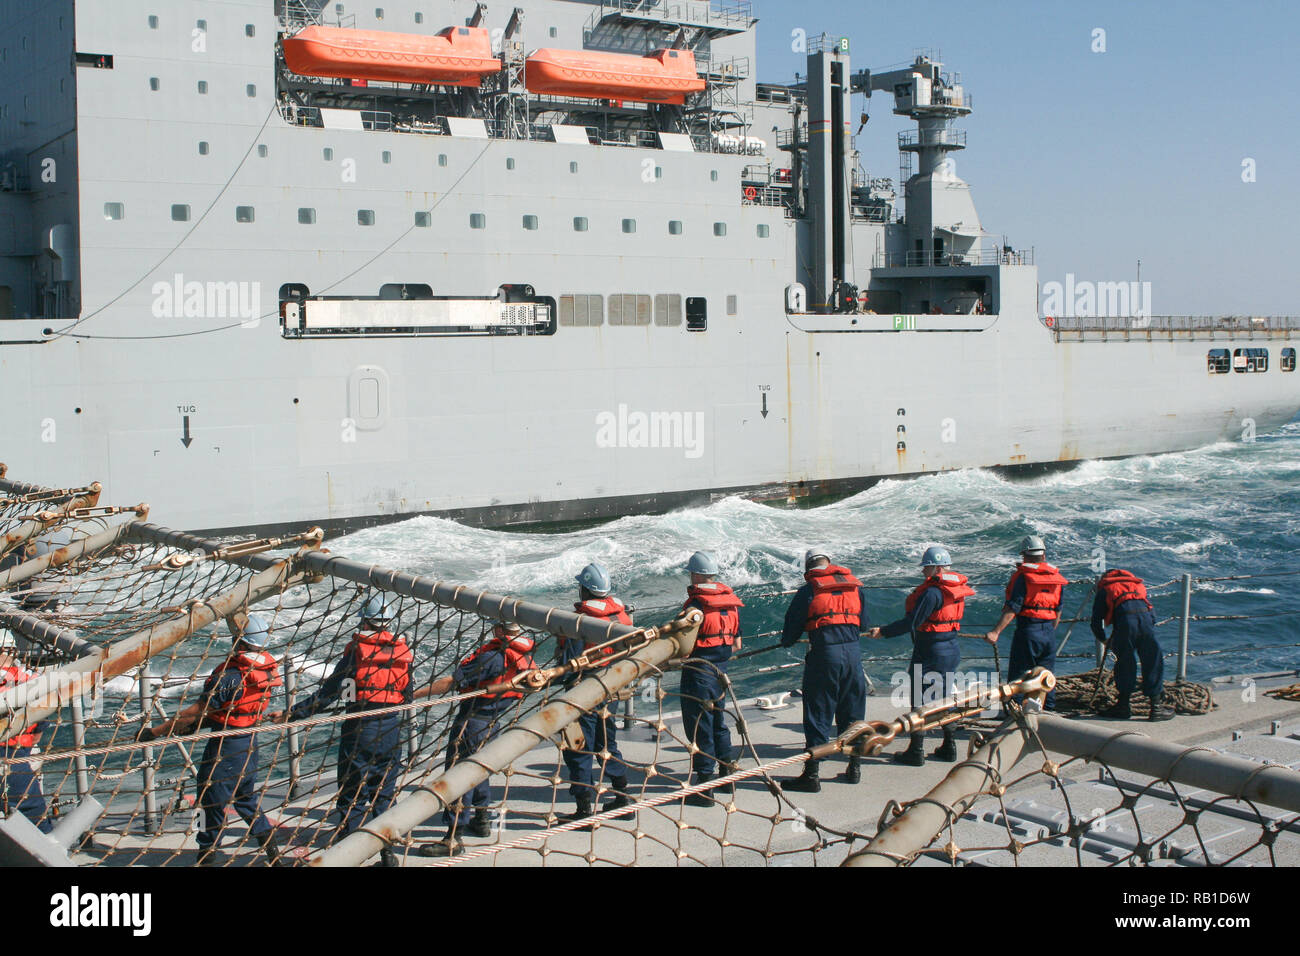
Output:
257,144,268,158
757,223,770,238
298,208,316,224
357,209,375,226
438,154,448,167
470,213,486,229
1281,347,1296,371
196,19,207,31
570,161,579,174
414,211,431,227
104,202,124,221
198,141,210,155
621,218,636,234
375,7,384,19
726,295,737,315
522,214,539,230
246,84,257,97
246,24,256,38
506,157,515,170
549,27,558,37
573,217,588,232
382,150,392,164
668,220,683,235
149,77,160,91
197,80,208,94
710,170,719,182
148,15,159,29
415,12,424,24
323,147,334,161
235,206,255,223
171,204,191,222
713,222,727,237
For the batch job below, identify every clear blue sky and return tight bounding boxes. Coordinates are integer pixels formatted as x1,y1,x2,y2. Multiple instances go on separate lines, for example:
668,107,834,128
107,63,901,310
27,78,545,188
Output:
751,0,1298,315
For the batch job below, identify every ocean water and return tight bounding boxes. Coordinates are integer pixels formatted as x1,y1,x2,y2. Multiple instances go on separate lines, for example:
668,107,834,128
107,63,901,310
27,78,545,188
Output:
330,420,1300,698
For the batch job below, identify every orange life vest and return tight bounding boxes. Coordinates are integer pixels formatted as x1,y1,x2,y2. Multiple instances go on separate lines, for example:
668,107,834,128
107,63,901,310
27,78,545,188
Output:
905,572,975,633
803,565,864,631
684,583,744,649
203,651,282,729
0,664,41,748
461,636,537,701
348,630,414,705
573,596,633,659
1098,569,1153,625
1005,563,1069,621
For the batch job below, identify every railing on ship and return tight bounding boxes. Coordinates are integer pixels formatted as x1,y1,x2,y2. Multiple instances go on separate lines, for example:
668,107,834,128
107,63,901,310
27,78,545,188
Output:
874,248,1035,267
1051,315,1300,342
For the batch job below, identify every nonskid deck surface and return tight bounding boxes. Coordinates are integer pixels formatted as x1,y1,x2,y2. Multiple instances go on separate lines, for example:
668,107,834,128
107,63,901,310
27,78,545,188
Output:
73,672,1300,868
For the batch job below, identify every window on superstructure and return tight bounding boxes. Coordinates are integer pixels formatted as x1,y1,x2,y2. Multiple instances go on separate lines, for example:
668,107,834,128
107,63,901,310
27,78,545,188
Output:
573,217,589,232
235,206,255,223
726,295,737,315
522,215,539,231
104,203,124,221
655,166,663,180
196,20,207,31
655,294,682,327
324,148,334,161
1233,348,1268,373
298,208,316,224
358,210,375,226
550,27,558,38
710,170,718,182
757,224,770,238
258,145,268,158
713,222,727,237
415,13,424,25
470,213,486,229
171,204,191,222
414,212,431,227
1206,349,1230,374
506,157,515,170
246,25,256,38
1283,348,1297,372
149,77,160,91
382,151,392,164
246,84,257,98
621,219,636,234
197,81,208,94
686,297,707,331
198,141,210,155
668,220,683,235
438,154,448,167
375,8,384,19
148,16,159,29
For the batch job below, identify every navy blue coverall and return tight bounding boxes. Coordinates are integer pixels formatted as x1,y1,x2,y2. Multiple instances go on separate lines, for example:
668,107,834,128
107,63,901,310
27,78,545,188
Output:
288,647,407,836
781,584,870,748
559,635,628,797
195,671,274,852
2,733,51,834
444,648,513,829
1091,592,1164,700
879,586,960,711
681,601,741,776
1005,576,1059,710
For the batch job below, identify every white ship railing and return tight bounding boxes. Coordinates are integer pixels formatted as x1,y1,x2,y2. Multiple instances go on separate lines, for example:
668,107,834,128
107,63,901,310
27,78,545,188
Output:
1051,315,1300,340
874,248,1034,267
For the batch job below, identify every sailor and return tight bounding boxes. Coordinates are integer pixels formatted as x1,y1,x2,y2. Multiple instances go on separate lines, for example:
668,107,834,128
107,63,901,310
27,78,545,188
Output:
985,536,1069,710
0,644,52,833
779,549,869,793
680,551,744,806
868,546,974,765
1091,569,1174,721
560,561,634,821
138,613,286,865
415,620,537,856
274,595,413,865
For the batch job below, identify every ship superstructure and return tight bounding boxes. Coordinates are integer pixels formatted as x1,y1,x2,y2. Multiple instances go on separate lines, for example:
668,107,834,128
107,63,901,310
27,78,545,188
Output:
0,0,1297,534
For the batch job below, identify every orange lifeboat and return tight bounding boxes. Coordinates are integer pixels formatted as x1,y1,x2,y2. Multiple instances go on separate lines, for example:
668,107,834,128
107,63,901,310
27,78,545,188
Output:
524,48,705,104
282,25,499,87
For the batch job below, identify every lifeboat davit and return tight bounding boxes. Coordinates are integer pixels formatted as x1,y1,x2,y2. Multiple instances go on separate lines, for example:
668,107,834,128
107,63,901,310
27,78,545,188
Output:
524,48,705,104
282,25,499,87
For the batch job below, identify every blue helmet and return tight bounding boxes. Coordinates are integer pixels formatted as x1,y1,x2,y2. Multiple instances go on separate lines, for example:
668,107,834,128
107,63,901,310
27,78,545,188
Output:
686,551,719,575
920,546,952,568
575,561,612,597
359,595,392,624
238,613,271,650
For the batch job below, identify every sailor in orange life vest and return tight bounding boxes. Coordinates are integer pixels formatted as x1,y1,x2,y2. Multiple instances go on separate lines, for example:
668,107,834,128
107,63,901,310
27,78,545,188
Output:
413,620,538,856
137,613,286,865
778,550,869,792
984,535,1069,711
559,561,634,821
1090,569,1174,721
680,551,744,806
270,595,413,865
0,641,53,833
867,546,975,765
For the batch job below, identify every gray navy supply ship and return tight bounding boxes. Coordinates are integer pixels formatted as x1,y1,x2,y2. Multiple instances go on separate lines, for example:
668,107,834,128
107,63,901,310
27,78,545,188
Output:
2,0,1298,536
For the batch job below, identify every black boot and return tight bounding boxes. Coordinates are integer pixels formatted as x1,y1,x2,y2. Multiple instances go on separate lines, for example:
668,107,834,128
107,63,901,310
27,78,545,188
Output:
893,737,925,766
466,809,492,838
932,732,958,763
715,761,737,795
417,839,460,857
257,830,288,867
1100,695,1132,720
843,756,862,784
195,845,218,866
561,798,594,825
781,761,821,793
602,777,633,813
685,772,715,807
1148,692,1175,722
378,846,399,867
